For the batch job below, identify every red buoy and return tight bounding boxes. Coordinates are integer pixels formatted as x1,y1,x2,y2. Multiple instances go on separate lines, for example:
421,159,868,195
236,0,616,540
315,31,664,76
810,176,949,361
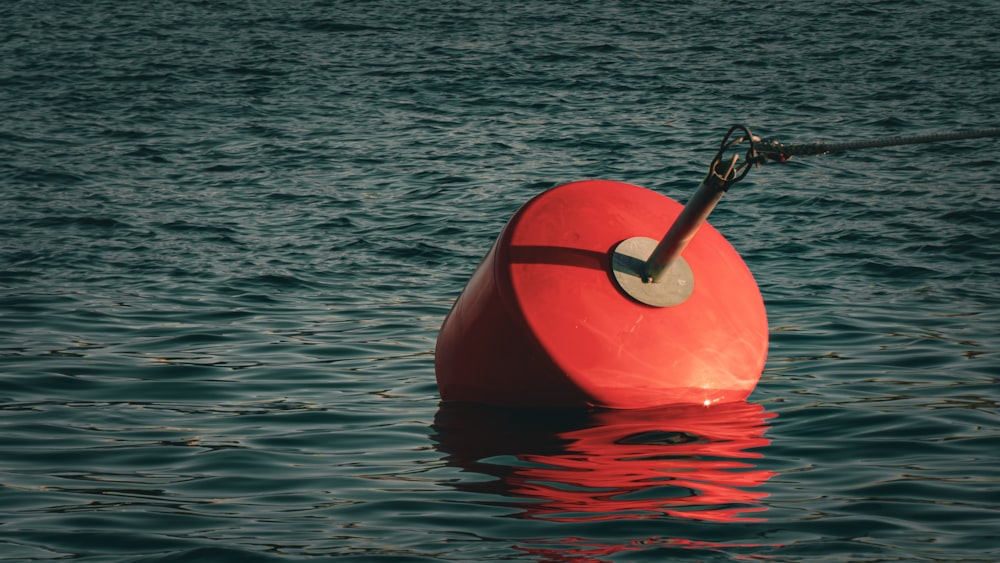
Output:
435,175,767,409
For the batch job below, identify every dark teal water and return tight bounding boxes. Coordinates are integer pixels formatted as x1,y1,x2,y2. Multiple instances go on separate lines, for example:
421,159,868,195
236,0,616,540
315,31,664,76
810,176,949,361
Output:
2,0,999,561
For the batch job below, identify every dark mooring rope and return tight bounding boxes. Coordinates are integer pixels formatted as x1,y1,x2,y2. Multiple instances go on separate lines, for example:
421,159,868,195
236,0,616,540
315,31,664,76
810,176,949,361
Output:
751,127,1000,163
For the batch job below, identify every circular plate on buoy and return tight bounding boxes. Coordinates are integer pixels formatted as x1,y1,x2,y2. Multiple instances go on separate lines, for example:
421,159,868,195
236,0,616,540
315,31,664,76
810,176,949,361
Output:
611,236,694,307
435,179,767,409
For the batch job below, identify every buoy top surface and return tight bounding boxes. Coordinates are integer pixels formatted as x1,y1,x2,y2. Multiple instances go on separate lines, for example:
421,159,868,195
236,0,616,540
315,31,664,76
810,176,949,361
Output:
495,179,767,408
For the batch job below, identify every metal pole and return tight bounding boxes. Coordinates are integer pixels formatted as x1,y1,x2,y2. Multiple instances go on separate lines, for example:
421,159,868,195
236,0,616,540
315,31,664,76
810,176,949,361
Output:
643,156,735,282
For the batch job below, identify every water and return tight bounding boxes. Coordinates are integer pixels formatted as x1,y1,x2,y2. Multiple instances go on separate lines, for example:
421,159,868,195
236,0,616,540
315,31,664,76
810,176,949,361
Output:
2,0,998,560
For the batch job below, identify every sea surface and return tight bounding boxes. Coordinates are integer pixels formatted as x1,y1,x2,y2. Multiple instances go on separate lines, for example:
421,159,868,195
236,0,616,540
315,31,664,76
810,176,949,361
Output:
2,0,998,561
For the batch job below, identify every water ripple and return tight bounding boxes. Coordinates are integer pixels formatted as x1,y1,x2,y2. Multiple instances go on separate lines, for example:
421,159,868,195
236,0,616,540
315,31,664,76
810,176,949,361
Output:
2,0,999,561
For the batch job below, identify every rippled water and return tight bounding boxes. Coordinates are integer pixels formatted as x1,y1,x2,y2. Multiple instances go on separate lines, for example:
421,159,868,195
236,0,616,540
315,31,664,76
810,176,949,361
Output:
2,0,998,561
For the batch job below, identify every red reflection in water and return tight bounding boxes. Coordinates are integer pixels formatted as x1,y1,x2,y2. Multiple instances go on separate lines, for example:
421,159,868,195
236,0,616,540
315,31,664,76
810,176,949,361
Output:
432,401,776,523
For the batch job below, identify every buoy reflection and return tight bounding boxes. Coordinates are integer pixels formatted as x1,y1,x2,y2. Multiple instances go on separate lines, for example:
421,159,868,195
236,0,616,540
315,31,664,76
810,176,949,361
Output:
432,401,776,523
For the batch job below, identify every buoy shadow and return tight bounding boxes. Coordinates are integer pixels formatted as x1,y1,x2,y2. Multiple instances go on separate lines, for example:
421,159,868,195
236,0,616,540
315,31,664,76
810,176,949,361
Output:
507,244,609,272
431,401,777,523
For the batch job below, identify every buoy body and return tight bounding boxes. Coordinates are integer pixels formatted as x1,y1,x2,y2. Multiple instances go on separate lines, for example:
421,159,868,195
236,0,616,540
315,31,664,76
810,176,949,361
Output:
435,180,767,409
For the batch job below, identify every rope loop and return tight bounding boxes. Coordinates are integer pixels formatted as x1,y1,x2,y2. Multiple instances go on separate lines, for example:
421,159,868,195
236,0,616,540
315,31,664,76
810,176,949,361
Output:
707,124,759,191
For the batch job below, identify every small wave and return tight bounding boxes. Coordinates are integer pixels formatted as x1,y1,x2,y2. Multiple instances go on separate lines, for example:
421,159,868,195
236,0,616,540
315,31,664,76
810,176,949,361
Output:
134,546,284,563
158,221,237,235
298,20,390,33
224,273,318,292
27,216,130,230
11,168,86,185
